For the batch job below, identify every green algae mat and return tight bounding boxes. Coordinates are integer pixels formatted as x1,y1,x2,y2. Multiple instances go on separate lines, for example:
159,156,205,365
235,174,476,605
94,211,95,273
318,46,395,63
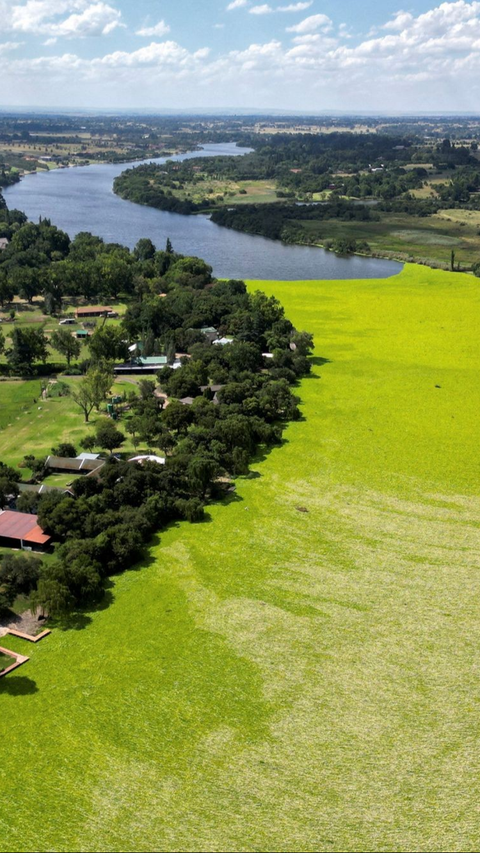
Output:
1,265,480,852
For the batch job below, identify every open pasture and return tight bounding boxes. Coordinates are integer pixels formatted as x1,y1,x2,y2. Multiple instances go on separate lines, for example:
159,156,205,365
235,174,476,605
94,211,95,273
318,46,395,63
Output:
0,266,479,852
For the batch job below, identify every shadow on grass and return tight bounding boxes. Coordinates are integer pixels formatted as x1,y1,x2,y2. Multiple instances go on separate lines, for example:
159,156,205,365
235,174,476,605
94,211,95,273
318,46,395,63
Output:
311,356,331,367
54,585,116,632
0,675,39,696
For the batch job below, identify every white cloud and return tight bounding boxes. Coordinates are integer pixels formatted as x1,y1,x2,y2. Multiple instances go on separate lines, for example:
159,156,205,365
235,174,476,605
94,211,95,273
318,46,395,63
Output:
383,11,415,31
0,1,123,38
286,13,333,33
214,24,225,29
226,0,249,9
136,20,170,39
5,1,480,111
249,4,273,13
0,41,24,53
277,2,313,10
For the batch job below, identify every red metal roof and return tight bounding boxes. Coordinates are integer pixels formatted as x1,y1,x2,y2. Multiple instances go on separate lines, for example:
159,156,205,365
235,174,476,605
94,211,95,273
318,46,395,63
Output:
76,306,112,315
0,511,51,546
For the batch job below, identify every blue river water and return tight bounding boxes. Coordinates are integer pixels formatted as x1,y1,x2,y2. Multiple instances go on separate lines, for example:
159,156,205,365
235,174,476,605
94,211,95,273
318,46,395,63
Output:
4,143,402,281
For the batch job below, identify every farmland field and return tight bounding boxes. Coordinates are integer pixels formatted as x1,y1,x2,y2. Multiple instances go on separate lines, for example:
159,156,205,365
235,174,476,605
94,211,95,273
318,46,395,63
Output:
295,211,480,266
1,265,480,852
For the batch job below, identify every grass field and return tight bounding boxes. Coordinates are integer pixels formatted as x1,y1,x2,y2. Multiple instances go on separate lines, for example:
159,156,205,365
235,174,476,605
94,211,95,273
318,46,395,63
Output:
1,265,480,851
0,377,138,474
155,175,280,207
296,211,480,266
0,653,13,672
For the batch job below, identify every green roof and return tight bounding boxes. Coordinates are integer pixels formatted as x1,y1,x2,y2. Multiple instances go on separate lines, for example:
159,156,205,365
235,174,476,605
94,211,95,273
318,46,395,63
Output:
139,356,168,365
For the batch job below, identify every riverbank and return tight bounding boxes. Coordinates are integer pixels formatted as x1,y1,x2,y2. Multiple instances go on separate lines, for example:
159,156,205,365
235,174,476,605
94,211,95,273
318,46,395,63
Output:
4,144,401,281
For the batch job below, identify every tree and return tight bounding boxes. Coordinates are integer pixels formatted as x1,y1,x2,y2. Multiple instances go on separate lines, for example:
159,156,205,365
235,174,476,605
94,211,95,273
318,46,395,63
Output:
80,435,96,451
0,462,20,508
100,254,133,298
16,490,41,514
30,577,73,618
7,327,49,372
71,378,96,423
95,418,125,453
72,364,115,420
88,364,114,411
134,238,156,261
473,261,480,277
89,326,128,362
188,455,220,499
0,328,4,357
0,272,15,308
51,443,77,458
50,328,82,366
0,553,41,598
9,267,39,303
162,400,194,435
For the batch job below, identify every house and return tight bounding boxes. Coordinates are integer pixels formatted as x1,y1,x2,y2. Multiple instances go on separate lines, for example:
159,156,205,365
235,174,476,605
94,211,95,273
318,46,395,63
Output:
76,453,101,462
128,455,166,466
44,456,105,476
179,397,195,406
17,483,74,497
114,356,168,375
212,337,234,347
0,510,51,551
75,329,89,340
75,306,112,319
200,326,219,343
0,238,9,251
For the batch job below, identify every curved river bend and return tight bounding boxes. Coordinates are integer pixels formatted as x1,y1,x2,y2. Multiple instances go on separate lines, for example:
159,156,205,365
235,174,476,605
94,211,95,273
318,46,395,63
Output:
4,143,402,281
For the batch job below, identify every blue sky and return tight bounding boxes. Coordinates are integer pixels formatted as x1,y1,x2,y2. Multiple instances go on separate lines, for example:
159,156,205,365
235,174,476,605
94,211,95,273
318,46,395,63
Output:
1,1,480,111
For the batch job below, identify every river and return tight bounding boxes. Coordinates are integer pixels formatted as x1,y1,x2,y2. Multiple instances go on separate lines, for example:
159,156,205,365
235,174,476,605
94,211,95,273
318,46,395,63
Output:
4,143,402,281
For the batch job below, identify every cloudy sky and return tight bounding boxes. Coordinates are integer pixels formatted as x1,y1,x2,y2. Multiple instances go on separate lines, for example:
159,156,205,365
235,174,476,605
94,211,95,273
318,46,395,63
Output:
1,1,480,112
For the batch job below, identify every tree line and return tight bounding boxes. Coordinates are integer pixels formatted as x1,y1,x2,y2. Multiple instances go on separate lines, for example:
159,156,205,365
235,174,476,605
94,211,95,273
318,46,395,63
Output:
0,224,315,620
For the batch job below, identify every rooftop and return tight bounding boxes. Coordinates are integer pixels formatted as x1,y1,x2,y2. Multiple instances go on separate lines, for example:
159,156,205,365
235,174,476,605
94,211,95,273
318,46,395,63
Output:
0,510,51,546
45,455,105,473
76,306,112,315
128,455,166,466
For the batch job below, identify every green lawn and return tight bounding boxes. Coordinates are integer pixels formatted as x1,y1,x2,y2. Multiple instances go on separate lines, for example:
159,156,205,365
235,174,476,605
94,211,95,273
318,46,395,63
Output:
0,378,138,472
1,265,480,851
0,652,14,672
0,298,127,368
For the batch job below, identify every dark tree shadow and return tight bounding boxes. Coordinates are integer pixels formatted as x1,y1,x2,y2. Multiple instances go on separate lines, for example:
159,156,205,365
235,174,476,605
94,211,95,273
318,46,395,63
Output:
311,356,331,367
0,675,39,696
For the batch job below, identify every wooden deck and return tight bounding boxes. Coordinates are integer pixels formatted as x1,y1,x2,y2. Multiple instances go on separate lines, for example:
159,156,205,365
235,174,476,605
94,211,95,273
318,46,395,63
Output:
0,627,51,678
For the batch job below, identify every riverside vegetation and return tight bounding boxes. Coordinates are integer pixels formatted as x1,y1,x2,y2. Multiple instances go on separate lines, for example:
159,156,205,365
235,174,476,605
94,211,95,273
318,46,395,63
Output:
114,131,480,269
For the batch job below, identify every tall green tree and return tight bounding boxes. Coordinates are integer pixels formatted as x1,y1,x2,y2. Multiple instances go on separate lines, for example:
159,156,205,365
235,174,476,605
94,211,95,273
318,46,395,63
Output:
50,328,82,366
7,327,49,372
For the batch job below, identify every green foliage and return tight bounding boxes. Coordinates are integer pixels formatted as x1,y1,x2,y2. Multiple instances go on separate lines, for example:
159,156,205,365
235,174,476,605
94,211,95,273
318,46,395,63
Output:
7,327,49,373
0,553,41,598
50,328,82,366
51,443,77,458
89,326,128,363
95,418,125,453
0,461,20,508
